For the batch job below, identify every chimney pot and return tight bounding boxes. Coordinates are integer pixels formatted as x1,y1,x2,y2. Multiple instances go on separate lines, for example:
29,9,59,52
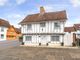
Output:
40,6,45,14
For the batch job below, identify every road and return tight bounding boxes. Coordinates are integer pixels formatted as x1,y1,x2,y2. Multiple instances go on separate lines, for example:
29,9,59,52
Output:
0,40,20,50
0,46,80,60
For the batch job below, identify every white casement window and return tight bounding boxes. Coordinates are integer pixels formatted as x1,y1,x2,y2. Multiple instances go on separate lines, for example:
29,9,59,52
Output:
27,24,32,30
25,36,32,41
54,22,60,29
40,22,45,27
1,27,4,32
1,34,4,39
51,36,59,42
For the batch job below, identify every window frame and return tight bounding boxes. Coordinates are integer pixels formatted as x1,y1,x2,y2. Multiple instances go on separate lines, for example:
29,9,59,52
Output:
25,36,32,41
51,36,60,42
54,22,60,29
40,22,46,27
27,24,32,30
1,34,4,39
1,27,4,32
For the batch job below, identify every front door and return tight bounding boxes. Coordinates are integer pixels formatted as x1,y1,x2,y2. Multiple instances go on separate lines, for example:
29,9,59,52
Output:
40,35,46,45
76,39,80,46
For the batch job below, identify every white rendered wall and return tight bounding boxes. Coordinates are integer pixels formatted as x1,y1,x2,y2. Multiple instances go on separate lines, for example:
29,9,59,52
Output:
23,35,63,46
21,21,65,34
0,27,8,41
64,32,73,46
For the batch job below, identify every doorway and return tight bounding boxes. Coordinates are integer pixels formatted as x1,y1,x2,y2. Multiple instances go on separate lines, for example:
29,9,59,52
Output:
76,38,80,46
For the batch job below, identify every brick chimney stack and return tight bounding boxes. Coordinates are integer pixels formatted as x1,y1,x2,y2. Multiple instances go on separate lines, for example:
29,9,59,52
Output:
40,6,45,14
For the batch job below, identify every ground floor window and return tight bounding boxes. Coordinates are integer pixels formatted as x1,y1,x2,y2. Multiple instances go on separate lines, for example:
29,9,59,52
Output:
51,36,59,42
25,36,32,41
1,34,4,39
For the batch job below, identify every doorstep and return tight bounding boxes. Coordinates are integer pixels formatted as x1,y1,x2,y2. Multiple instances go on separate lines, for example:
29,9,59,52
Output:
20,45,78,49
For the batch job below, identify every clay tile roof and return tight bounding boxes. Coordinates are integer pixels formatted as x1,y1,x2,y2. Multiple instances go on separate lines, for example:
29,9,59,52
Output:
10,25,21,34
74,24,80,30
64,27,76,32
0,19,10,27
19,10,67,24
15,28,21,34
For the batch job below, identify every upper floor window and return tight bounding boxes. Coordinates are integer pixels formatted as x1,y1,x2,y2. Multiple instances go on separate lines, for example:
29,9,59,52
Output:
54,22,60,28
40,22,45,27
1,27,4,32
27,24,32,30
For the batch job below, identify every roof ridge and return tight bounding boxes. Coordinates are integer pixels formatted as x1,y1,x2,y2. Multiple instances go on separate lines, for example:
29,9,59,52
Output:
19,10,67,24
27,10,66,16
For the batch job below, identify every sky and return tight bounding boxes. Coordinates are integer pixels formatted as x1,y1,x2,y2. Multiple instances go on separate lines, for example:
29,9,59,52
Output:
0,0,80,27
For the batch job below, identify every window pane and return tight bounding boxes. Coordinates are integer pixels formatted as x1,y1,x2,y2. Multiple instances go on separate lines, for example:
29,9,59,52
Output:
54,22,60,28
1,28,4,32
27,24,32,30
56,36,59,41
51,36,59,41
1,34,4,39
26,36,32,41
40,23,45,27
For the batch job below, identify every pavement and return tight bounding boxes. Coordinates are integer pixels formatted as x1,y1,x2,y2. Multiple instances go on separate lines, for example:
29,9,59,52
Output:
0,46,80,60
20,45,79,49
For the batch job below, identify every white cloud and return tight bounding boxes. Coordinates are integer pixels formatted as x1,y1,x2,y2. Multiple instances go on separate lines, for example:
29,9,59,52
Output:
37,5,55,12
7,14,21,19
65,21,73,27
0,0,9,6
16,0,26,5
70,0,80,7
65,18,80,27
44,6,54,12
38,5,66,12
6,13,25,27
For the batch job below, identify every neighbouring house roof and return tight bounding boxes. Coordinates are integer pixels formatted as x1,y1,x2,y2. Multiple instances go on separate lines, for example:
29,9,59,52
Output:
12,26,21,34
19,7,67,24
74,24,80,30
8,25,21,34
0,19,10,27
15,28,21,34
64,27,76,32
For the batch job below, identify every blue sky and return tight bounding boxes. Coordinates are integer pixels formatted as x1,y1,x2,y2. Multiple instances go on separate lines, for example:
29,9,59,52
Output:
0,0,80,27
